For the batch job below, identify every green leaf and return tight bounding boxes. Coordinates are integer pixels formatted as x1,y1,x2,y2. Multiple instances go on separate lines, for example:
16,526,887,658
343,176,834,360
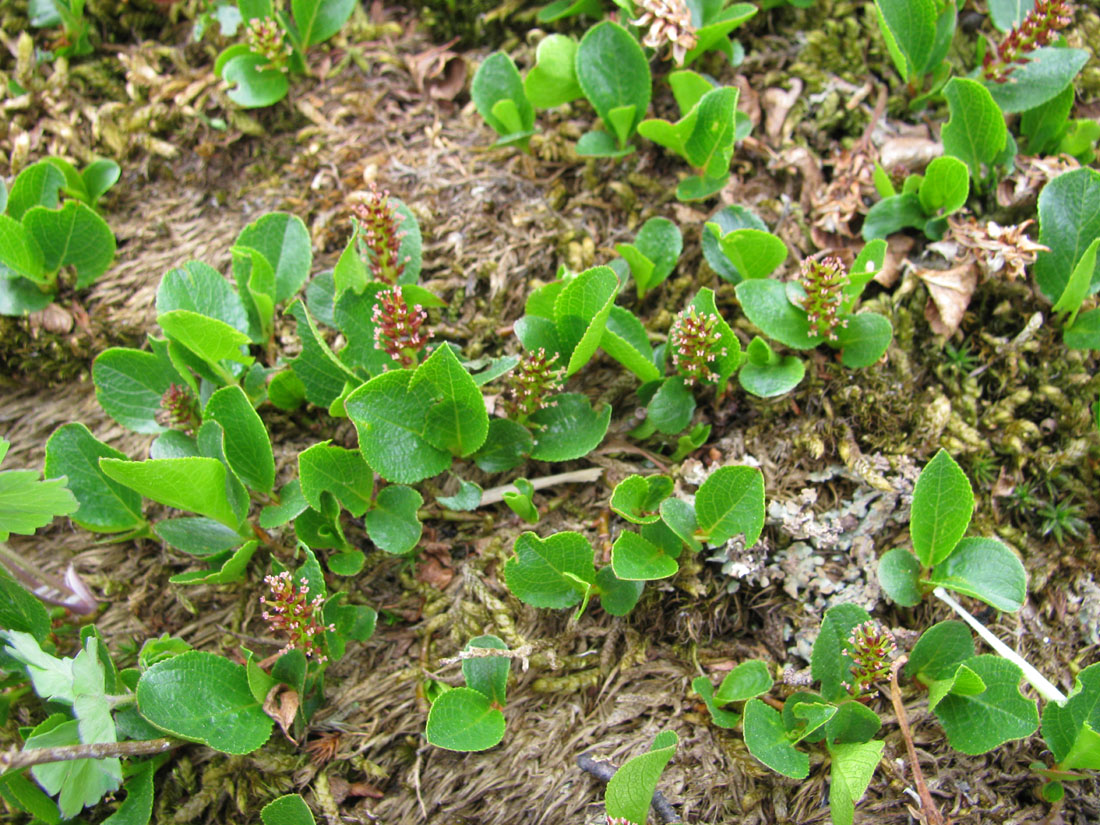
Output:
1052,237,1100,325
158,309,253,370
825,701,881,744
554,265,618,376
575,21,650,149
926,537,1027,611
154,517,243,556
0,215,45,282
735,278,818,349
536,0,601,21
918,156,969,216
346,369,451,484
604,731,678,825
473,418,533,473
204,385,275,494
195,420,250,525
0,455,77,541
505,531,594,609
92,348,179,434
471,52,534,146
363,485,423,554
0,570,50,640
528,393,611,462
738,337,805,398
610,474,674,525
524,34,581,109
100,759,155,825
235,212,312,303
910,449,973,567
1035,168,1100,304
692,676,744,728
861,192,927,240
647,376,695,435
659,497,701,552
137,650,272,753
411,343,490,457
601,305,661,382
261,793,316,825
462,635,509,706
986,47,1090,114
710,226,787,281
787,699,835,743
715,660,774,704
223,54,290,108
0,271,52,315
877,547,922,607
683,86,739,179
941,78,1008,187
836,313,892,368
0,771,62,824
100,457,241,529
6,160,65,220
298,442,374,517
286,299,359,407
988,0,1028,31
593,565,643,616
437,480,482,512
1020,83,1073,155
80,159,120,208
828,740,885,825
680,3,757,66
24,716,121,819
426,686,506,751
616,217,682,299
873,0,953,79
23,201,115,287
905,621,975,683
1042,662,1100,769
694,465,765,545
44,423,144,533
611,530,678,580
259,480,308,528
702,206,767,282
743,698,809,778
932,655,1038,754
812,603,872,702
157,260,251,336
291,0,353,45
503,478,538,524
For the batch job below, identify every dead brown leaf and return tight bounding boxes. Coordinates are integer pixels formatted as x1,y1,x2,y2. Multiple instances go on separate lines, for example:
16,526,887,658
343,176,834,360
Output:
28,304,74,336
917,262,978,336
405,39,467,101
264,684,301,744
416,542,454,590
761,79,802,144
874,235,915,288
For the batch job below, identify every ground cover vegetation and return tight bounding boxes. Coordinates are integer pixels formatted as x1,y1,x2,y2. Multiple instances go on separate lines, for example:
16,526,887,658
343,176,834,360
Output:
0,0,1099,822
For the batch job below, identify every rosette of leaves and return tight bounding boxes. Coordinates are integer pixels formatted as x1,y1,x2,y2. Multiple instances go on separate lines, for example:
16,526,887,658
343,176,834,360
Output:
877,449,1027,612
862,155,970,241
472,266,616,473
0,157,119,316
695,605,889,825
903,621,1040,761
615,217,682,299
638,70,750,201
624,288,741,437
1035,661,1100,802
1017,85,1099,165
609,464,764,583
214,0,357,108
723,237,892,397
425,635,511,751
92,211,313,434
1031,168,1100,352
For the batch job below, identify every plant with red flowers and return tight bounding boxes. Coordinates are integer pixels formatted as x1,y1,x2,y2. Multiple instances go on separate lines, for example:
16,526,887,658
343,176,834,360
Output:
372,287,433,368
982,0,1074,84
261,570,334,662
502,348,562,420
350,185,412,285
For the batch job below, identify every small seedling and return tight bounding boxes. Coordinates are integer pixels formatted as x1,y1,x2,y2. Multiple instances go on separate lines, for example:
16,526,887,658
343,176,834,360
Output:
863,156,970,241
425,635,512,751
502,478,539,524
603,730,679,825
615,217,683,298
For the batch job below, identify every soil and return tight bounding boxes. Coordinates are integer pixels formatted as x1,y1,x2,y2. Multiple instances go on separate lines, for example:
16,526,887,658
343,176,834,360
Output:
2,2,1099,824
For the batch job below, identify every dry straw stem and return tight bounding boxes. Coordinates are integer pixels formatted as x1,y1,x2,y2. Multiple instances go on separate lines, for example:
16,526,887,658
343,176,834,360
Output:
888,656,948,825
0,737,180,774
479,468,604,506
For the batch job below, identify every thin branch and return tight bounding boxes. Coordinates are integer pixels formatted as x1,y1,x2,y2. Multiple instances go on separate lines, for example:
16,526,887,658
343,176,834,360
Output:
577,752,681,824
479,468,604,506
888,657,947,825
932,587,1066,704
1,737,181,775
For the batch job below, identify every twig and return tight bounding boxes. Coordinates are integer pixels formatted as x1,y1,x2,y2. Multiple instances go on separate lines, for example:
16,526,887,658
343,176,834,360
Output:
888,657,947,825
932,587,1066,704
1,737,180,774
478,468,604,506
577,752,681,824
